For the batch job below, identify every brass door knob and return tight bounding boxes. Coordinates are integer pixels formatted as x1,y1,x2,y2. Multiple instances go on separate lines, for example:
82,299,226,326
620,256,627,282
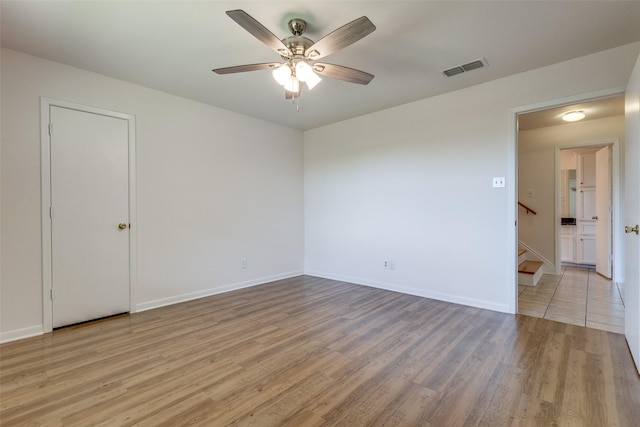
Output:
625,225,639,235
118,223,128,230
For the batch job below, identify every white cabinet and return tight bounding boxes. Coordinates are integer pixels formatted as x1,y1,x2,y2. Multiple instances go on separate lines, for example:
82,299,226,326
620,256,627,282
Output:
576,153,596,265
561,225,576,262
578,235,596,264
578,187,596,221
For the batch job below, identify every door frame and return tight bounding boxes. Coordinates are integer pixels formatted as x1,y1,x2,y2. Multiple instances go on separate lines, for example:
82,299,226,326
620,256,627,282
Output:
509,87,625,313
554,140,619,279
40,98,137,333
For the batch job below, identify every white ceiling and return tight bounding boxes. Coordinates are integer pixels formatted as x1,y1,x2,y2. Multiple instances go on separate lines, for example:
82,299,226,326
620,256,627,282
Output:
2,1,640,131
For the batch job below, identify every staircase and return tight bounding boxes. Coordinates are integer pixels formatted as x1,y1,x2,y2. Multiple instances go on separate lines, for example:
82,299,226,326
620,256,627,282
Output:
518,248,543,286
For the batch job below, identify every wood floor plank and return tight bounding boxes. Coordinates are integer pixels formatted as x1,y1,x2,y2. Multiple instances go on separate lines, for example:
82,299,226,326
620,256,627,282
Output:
477,362,527,427
1,275,639,426
535,330,570,403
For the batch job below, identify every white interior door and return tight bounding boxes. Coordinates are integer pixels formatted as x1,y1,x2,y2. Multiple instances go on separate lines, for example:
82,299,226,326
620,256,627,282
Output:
595,146,612,278
625,55,640,374
50,106,130,328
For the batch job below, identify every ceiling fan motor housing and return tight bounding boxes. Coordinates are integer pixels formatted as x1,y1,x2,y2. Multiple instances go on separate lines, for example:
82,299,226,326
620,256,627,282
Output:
282,36,314,57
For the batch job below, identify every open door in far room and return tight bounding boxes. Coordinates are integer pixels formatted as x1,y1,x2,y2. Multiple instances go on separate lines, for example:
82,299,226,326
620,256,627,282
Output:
595,145,612,278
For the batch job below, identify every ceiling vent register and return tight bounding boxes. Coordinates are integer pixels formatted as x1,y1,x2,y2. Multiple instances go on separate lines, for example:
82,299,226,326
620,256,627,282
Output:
443,58,488,77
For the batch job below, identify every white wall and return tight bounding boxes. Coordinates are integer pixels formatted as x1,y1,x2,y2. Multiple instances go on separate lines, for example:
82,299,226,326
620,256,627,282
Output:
304,42,640,313
1,48,304,341
518,116,625,268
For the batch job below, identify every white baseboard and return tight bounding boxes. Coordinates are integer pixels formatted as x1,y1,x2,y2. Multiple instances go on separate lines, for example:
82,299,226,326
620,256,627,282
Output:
0,325,44,344
1,271,304,344
134,270,304,312
1,269,511,344
304,270,512,314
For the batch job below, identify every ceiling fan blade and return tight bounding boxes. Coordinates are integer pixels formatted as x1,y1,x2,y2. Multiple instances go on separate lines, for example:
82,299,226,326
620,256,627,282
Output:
226,10,290,57
305,16,375,60
313,63,374,85
212,62,280,75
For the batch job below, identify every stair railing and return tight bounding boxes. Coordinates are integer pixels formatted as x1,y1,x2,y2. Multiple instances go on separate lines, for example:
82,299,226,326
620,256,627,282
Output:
518,201,537,215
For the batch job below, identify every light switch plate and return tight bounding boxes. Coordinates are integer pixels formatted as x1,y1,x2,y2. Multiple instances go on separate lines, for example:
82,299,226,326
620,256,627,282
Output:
493,177,505,188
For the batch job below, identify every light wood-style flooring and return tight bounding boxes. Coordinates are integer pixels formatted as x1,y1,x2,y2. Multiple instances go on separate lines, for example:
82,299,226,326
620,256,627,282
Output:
2,275,639,426
518,266,625,333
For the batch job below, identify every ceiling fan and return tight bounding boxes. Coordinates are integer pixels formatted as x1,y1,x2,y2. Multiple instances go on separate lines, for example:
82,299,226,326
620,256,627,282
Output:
212,10,376,99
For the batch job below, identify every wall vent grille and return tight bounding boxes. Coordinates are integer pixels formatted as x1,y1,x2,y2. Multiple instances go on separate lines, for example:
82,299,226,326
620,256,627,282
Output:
443,58,488,77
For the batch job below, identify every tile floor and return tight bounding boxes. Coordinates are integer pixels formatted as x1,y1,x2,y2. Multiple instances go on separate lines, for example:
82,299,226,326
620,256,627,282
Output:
518,266,625,334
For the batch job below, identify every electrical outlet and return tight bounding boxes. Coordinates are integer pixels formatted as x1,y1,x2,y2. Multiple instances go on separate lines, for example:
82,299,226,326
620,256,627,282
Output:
241,258,247,269
384,260,396,270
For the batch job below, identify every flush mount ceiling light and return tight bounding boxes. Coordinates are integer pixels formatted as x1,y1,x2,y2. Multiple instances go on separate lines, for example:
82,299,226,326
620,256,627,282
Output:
212,10,375,102
562,110,586,122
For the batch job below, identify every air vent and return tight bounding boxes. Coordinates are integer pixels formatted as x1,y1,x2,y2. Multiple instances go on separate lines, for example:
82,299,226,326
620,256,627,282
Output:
443,58,488,77
443,66,464,77
461,60,485,72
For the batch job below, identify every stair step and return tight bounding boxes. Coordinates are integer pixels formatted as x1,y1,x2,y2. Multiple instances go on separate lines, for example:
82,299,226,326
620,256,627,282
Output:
518,248,527,257
518,260,543,274
518,260,544,286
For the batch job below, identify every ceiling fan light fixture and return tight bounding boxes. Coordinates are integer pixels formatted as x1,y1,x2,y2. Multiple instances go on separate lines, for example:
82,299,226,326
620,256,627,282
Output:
305,72,322,90
272,64,291,85
562,110,586,122
284,75,300,93
295,61,314,82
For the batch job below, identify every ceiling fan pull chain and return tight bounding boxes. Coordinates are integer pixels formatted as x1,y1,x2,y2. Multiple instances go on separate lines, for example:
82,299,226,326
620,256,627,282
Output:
294,92,301,112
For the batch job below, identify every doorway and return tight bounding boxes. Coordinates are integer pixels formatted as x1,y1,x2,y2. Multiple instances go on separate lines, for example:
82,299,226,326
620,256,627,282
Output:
40,98,137,332
515,94,625,332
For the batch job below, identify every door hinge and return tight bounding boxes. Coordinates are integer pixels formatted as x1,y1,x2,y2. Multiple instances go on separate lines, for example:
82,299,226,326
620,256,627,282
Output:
50,289,54,300
48,123,53,136
609,254,614,261
49,207,53,218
